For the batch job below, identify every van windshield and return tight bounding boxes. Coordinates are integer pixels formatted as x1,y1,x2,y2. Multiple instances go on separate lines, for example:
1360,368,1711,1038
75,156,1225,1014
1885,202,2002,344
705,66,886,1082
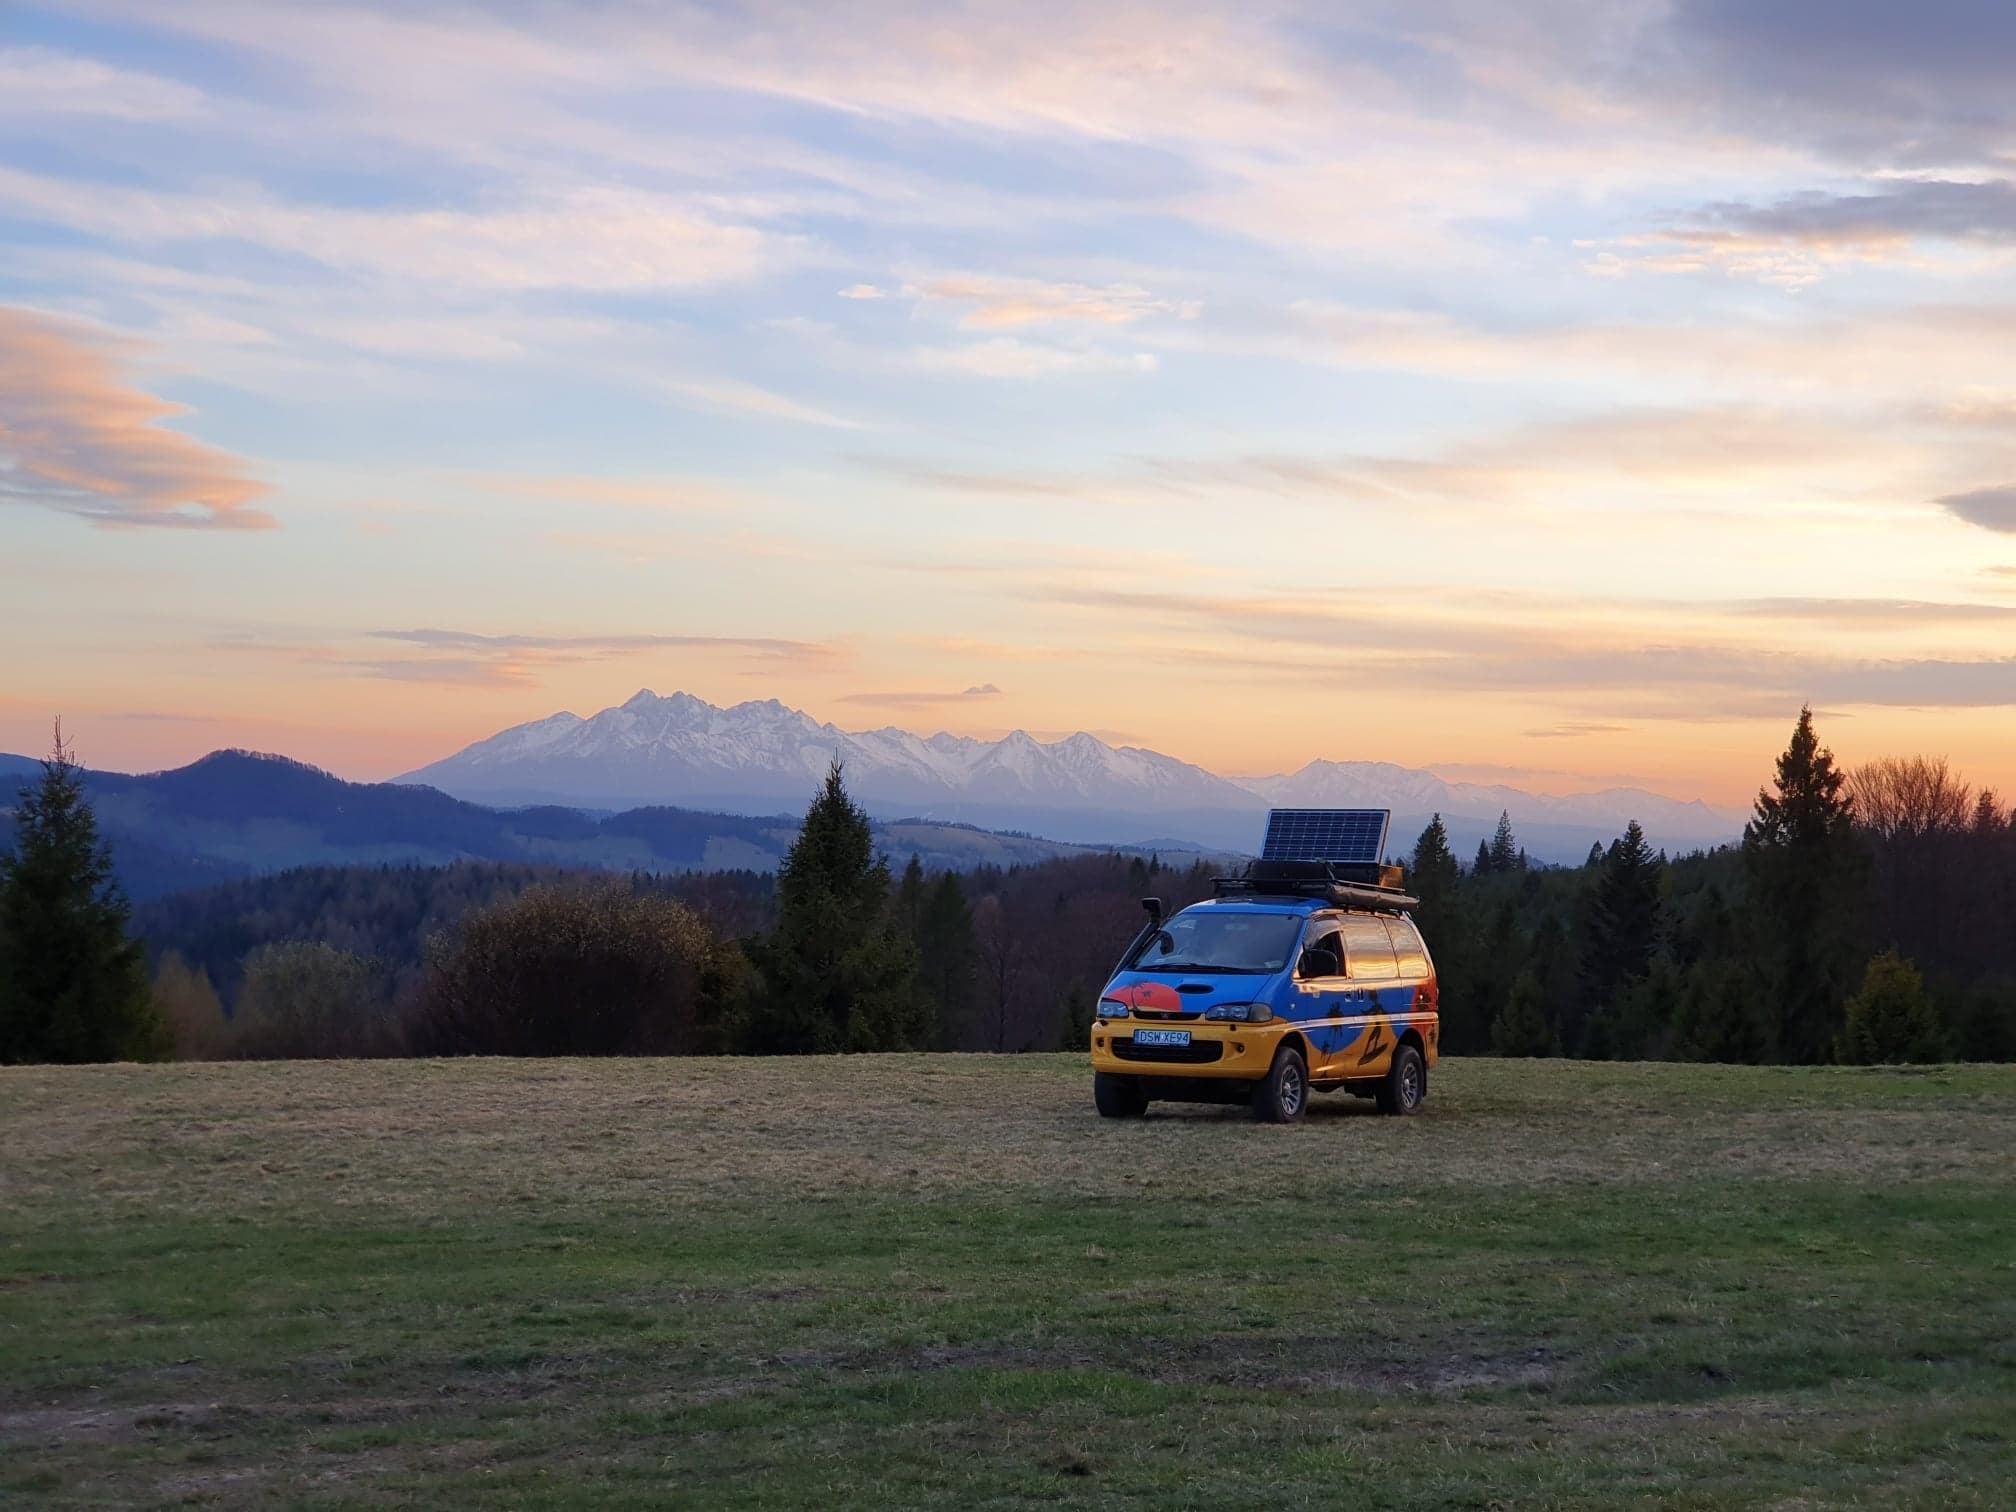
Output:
1129,911,1301,975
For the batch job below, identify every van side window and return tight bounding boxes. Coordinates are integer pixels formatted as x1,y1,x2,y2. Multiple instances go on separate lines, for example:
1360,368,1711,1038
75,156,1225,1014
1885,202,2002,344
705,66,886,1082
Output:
1341,916,1398,980
1386,919,1430,977
1301,927,1346,979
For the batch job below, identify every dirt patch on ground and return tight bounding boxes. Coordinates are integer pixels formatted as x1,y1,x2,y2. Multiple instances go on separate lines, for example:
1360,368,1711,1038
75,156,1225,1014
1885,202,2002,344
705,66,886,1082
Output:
791,1333,1570,1397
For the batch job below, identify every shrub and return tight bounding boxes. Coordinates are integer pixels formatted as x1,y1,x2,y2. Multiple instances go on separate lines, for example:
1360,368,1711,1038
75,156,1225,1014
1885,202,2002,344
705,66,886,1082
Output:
407,884,738,1056
1838,950,1946,1065
232,941,391,1059
1490,970,1558,1057
152,950,228,1060
1673,958,1774,1064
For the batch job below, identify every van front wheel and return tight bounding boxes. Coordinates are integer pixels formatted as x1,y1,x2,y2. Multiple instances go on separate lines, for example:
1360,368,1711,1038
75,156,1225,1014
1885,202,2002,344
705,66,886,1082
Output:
1252,1045,1309,1124
1094,1072,1148,1119
1376,1043,1426,1116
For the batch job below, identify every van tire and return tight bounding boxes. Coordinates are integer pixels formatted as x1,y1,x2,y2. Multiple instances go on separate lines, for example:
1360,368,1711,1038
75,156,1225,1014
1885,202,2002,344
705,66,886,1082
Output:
1376,1043,1426,1116
1094,1072,1148,1118
1252,1045,1309,1124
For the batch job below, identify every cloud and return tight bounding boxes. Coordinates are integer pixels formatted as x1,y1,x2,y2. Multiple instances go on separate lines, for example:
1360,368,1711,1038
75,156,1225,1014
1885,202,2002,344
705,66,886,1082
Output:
912,274,1198,330
837,284,885,300
1031,579,2016,714
1692,180,2016,249
1734,597,2016,625
0,306,274,530
1599,179,2016,285
1524,723,1630,739
908,339,1158,380
0,167,779,293
659,377,870,430
1665,0,2016,168
1936,487,2016,533
837,683,1003,707
349,657,541,689
370,628,837,668
0,46,208,121
867,405,1906,513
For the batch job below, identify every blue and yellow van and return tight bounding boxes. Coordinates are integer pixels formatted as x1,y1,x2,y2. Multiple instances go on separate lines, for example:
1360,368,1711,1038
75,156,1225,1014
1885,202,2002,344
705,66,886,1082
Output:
1089,811,1437,1123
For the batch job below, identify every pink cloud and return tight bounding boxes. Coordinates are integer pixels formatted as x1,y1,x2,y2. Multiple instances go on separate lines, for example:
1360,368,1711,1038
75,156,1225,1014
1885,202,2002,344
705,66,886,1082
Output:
0,305,273,530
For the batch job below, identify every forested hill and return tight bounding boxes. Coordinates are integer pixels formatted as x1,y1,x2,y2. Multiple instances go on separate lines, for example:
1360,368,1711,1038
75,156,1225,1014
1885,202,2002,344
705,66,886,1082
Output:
0,749,1202,900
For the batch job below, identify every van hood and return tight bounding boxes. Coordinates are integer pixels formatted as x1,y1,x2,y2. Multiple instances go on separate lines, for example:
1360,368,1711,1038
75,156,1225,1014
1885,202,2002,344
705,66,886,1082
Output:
1101,970,1286,1013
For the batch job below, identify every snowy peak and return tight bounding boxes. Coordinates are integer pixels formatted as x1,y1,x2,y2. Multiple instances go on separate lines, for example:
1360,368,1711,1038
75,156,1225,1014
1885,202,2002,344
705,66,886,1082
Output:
401,690,1246,818
397,690,1743,858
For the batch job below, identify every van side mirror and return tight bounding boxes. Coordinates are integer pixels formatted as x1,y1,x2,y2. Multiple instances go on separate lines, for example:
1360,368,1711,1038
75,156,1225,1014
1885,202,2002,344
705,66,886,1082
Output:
1299,947,1339,980
1140,896,1163,925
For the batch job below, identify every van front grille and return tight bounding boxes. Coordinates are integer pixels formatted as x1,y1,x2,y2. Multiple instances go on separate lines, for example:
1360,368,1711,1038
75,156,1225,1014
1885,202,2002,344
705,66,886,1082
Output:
1112,1037,1224,1064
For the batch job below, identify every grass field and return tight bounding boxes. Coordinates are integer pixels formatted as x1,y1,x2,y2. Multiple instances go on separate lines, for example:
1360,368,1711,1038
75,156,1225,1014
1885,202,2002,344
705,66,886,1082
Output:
3,1056,2013,1508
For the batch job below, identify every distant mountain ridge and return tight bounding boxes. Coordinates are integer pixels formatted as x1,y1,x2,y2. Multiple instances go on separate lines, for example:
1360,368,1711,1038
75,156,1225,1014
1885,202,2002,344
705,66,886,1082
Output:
0,749,1198,901
398,689,1744,860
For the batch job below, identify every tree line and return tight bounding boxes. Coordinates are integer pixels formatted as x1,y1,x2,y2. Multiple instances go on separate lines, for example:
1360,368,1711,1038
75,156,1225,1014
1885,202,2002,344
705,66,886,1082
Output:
3,710,2012,1065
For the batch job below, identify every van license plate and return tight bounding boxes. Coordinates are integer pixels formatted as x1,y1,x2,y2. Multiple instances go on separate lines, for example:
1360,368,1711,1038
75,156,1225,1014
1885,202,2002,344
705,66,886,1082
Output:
1133,1028,1191,1048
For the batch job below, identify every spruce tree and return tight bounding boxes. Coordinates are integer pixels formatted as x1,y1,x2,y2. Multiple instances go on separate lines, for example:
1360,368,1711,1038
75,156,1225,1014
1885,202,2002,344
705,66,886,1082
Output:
1410,815,1460,903
1581,821,1664,1015
1490,970,1558,1056
1057,985,1093,1051
916,871,976,1047
1451,899,1519,1053
743,762,925,1053
1587,953,1682,1061
1488,811,1522,874
1474,838,1493,877
1742,708,1869,1061
1673,958,1772,1064
896,854,926,935
1408,815,1467,1053
0,726,162,1064
1838,951,1946,1065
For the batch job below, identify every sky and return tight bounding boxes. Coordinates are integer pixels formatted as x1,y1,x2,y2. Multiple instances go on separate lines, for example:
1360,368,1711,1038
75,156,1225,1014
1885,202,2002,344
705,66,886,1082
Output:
4,0,2016,807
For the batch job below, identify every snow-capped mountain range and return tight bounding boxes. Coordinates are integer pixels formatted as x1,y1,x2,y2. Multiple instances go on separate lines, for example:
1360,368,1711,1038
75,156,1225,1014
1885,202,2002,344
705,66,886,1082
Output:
397,690,1745,861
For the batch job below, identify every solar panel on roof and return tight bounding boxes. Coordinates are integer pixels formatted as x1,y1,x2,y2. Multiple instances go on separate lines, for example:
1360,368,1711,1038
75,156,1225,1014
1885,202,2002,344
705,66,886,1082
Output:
1260,808,1391,865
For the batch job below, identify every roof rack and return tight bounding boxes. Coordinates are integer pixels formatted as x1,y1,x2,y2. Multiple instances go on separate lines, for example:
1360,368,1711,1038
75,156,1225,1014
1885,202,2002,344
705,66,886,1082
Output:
1213,859,1418,914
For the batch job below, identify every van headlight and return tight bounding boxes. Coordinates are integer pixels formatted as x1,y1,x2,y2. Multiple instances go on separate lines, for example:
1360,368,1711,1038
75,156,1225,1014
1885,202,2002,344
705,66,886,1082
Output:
1203,1003,1271,1022
1097,1000,1130,1019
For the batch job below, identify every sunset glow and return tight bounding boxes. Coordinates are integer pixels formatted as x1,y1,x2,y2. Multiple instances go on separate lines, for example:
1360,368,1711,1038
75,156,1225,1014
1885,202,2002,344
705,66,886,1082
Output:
6,3,2016,805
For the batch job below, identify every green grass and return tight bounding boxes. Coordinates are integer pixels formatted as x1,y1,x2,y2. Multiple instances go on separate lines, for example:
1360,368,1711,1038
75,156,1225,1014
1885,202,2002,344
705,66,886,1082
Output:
2,1056,2013,1506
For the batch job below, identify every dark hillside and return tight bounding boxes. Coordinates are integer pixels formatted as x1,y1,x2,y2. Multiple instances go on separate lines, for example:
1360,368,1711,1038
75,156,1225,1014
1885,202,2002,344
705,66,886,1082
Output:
0,749,1143,899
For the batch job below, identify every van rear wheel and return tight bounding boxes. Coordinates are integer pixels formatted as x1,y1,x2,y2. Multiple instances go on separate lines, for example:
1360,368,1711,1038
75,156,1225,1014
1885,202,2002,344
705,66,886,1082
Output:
1376,1043,1426,1116
1094,1072,1148,1118
1251,1045,1309,1124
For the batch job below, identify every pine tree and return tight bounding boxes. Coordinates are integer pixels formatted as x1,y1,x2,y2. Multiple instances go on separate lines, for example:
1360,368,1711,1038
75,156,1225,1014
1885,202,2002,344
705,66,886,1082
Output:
1411,815,1460,903
1057,985,1093,1051
916,871,975,1047
0,725,163,1064
1526,913,1580,1048
1743,708,1869,1061
896,854,926,935
1490,970,1558,1057
1473,838,1493,876
1838,951,1946,1065
1587,954,1682,1061
1488,811,1522,874
1673,958,1772,1064
1581,821,1664,1018
1451,899,1519,1053
743,762,925,1053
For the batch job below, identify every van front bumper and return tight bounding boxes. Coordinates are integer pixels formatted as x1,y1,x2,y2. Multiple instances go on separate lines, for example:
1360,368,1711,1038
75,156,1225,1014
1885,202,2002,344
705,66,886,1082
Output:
1088,1020,1280,1081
